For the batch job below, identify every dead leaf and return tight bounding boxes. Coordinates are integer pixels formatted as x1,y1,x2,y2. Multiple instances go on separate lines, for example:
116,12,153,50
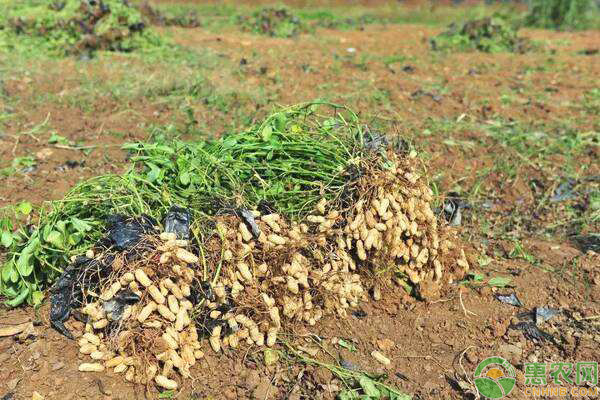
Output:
0,322,31,337
297,346,319,357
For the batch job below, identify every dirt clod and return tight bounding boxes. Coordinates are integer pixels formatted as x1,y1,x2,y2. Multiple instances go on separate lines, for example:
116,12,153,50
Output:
312,367,333,385
252,378,277,400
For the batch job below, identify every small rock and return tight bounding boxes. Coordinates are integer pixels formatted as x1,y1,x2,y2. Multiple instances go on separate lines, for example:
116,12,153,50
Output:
313,367,333,385
377,338,395,352
339,358,360,371
7,378,20,391
35,148,53,161
320,383,340,393
528,353,538,363
0,352,11,363
479,286,492,297
32,392,44,400
253,378,276,400
17,323,38,342
493,319,511,337
244,370,261,390
417,280,441,300
52,362,65,371
223,387,237,400
499,343,522,362
465,348,478,364
67,321,85,335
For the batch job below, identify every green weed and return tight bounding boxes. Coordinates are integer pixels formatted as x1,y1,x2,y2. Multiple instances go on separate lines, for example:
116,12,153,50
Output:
582,88,600,115
284,344,411,400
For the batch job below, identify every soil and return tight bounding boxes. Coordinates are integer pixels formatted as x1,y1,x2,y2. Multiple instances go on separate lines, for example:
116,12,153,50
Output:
1,1,599,399
1,249,598,399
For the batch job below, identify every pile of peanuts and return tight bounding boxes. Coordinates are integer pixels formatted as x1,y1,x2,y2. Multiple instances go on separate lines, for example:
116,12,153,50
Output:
201,150,465,353
76,233,203,390
74,150,466,391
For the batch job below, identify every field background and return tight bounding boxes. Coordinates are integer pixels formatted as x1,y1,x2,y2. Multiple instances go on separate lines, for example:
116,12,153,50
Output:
0,1,598,399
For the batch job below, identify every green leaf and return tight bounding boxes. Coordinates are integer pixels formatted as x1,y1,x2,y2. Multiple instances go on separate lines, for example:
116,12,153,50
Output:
10,266,19,283
478,255,492,267
274,112,287,131
5,286,30,307
48,132,69,145
358,376,380,398
338,390,360,400
488,276,512,288
1,262,15,282
15,237,40,277
71,217,93,233
31,290,44,307
16,252,34,277
1,231,13,248
180,171,190,186
263,348,279,366
261,124,273,141
68,232,83,246
158,390,174,399
16,201,33,215
44,230,64,248
1,284,18,298
338,338,357,352
469,272,484,282
55,220,68,234
147,162,161,182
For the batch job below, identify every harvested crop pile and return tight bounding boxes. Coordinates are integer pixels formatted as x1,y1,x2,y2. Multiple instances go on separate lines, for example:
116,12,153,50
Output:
238,6,306,38
1,102,469,390
58,150,467,391
0,0,161,55
525,0,595,30
136,1,200,28
430,16,532,53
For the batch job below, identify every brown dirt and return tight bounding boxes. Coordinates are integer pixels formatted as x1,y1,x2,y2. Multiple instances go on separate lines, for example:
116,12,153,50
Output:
1,4,599,400
1,249,598,399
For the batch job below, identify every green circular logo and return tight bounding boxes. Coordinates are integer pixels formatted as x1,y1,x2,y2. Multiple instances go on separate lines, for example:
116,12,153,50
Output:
473,356,516,399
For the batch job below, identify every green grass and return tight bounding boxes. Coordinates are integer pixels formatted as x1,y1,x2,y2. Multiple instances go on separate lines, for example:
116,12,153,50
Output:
406,116,598,243
582,88,600,115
